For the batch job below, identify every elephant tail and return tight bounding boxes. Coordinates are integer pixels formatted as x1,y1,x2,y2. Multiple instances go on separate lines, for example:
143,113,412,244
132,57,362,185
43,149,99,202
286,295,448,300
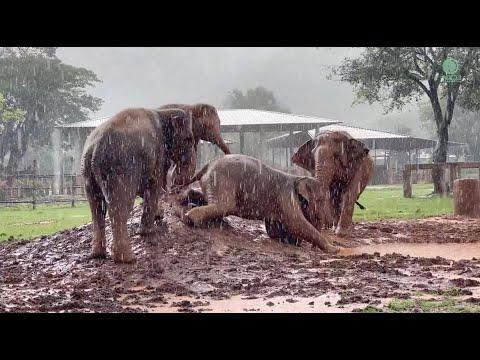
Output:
355,201,366,210
183,162,211,186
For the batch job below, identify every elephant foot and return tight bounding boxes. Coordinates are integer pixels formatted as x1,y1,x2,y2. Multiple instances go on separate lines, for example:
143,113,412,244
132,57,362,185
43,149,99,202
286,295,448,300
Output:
90,247,107,260
112,246,136,264
322,243,341,254
334,226,352,238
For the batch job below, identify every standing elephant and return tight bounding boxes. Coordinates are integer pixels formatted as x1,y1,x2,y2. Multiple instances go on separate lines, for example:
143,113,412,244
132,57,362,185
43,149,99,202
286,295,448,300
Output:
291,130,374,237
181,154,339,253
81,108,195,263
158,104,231,186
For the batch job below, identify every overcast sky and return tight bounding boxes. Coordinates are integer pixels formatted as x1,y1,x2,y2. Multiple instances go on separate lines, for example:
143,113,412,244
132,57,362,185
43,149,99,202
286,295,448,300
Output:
57,47,421,130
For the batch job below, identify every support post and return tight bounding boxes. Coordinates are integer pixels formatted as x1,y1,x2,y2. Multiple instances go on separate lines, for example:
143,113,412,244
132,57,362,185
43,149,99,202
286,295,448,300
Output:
239,130,245,154
259,127,265,162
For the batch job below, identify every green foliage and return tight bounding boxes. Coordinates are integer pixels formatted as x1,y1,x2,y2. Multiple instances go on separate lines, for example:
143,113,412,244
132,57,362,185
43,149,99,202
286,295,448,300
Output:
225,86,290,113
0,47,102,173
332,47,480,115
0,92,25,134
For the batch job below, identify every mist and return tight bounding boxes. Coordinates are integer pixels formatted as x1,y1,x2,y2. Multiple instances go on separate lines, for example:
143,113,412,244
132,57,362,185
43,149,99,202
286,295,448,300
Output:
57,47,424,134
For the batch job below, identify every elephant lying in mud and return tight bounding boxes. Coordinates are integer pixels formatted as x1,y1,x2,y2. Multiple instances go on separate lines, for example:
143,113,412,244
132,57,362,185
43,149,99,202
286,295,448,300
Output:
292,130,374,237
81,108,195,263
177,154,340,254
158,104,231,187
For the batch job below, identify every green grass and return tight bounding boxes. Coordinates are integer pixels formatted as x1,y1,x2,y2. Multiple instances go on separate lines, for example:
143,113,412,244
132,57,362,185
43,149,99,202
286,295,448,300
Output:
0,184,453,243
0,203,92,242
385,297,480,313
354,183,452,221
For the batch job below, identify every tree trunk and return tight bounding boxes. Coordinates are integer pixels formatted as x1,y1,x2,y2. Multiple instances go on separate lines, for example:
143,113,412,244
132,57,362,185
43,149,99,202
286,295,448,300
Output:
432,119,449,195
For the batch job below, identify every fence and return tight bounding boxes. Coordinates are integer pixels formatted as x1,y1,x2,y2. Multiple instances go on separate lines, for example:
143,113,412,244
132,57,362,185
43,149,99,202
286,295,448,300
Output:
403,162,480,197
0,160,87,208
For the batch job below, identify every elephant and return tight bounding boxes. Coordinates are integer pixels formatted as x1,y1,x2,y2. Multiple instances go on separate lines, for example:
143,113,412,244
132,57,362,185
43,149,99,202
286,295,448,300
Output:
81,108,195,263
158,104,231,187
291,130,374,237
180,154,340,254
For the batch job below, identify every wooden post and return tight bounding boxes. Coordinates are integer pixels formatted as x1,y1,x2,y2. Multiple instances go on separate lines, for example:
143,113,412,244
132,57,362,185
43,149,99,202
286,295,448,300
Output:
259,127,265,162
403,168,412,198
454,179,480,217
288,130,293,168
239,130,245,154
32,160,37,210
71,172,75,207
372,139,376,185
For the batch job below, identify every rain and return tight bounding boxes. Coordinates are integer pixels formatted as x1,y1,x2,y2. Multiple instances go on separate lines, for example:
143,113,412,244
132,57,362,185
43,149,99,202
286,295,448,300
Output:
1,47,480,313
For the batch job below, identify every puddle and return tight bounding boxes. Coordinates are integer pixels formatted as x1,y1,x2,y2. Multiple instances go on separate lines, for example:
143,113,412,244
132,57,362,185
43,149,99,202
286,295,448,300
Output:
341,243,480,261
124,293,367,313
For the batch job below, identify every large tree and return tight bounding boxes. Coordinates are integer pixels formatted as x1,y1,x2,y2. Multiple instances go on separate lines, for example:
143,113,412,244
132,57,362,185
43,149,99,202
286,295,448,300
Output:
0,47,102,174
332,47,480,194
0,92,25,171
419,102,480,161
225,86,290,113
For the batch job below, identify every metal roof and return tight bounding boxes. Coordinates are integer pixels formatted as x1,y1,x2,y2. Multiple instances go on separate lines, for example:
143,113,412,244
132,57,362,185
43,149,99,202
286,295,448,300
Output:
266,124,465,151
56,109,340,132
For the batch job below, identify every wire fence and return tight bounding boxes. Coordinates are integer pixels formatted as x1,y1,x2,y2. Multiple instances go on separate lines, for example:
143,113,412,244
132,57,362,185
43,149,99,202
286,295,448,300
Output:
0,160,87,209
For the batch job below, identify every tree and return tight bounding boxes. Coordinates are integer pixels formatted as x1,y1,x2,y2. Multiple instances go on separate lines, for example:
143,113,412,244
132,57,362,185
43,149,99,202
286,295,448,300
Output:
0,92,25,171
419,102,480,161
224,86,290,113
0,47,102,174
332,47,480,194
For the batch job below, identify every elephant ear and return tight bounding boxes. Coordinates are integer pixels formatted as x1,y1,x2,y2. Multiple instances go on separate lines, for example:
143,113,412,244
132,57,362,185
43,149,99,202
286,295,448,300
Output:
291,139,316,171
293,177,314,211
346,138,369,164
161,109,190,151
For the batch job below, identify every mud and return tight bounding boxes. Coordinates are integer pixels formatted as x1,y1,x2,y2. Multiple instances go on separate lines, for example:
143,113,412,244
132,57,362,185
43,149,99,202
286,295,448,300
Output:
2,202,480,313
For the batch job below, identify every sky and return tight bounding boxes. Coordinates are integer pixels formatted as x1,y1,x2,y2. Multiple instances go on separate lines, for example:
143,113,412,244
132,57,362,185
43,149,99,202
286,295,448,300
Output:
57,47,424,134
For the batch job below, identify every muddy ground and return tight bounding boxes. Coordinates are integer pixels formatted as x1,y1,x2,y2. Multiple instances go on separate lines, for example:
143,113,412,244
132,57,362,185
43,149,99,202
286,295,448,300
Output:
2,200,480,313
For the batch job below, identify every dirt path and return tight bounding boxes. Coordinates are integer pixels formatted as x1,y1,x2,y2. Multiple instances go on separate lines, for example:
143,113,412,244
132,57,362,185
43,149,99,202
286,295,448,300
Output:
2,202,480,313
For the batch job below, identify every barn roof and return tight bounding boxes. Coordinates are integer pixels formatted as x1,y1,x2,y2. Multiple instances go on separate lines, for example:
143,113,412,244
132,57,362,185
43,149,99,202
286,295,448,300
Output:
56,109,340,132
266,124,465,151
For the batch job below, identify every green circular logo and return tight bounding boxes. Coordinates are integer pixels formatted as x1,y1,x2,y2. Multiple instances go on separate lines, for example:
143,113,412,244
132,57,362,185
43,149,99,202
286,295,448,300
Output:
443,58,459,75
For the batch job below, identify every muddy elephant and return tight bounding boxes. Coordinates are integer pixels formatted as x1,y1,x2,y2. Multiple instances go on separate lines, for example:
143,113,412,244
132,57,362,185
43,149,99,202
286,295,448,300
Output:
81,108,195,263
291,130,374,237
158,104,231,187
180,154,339,253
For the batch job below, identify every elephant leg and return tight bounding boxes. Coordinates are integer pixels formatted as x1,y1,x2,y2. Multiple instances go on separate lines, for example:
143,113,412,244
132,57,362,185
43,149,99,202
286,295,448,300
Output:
265,220,300,246
280,202,339,254
140,180,165,236
184,203,233,227
106,177,137,263
85,176,107,259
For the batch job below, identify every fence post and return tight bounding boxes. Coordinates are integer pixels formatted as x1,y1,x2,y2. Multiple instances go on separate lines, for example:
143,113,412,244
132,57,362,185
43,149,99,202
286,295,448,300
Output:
32,160,37,210
71,172,75,207
403,168,412,198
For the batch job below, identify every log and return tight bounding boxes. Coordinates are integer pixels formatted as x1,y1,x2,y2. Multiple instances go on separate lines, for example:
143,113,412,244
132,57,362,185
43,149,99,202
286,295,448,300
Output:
453,179,480,218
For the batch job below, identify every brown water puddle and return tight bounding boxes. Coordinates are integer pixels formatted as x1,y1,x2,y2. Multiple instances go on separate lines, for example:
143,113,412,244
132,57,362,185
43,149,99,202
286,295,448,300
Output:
341,243,480,261
123,293,373,313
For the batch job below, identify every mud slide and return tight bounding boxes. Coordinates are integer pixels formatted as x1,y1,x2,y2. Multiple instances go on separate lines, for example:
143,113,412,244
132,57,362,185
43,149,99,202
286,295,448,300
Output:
2,201,480,313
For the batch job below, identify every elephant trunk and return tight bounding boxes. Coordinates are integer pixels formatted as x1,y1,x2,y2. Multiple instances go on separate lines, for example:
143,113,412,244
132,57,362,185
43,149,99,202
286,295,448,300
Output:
314,145,335,197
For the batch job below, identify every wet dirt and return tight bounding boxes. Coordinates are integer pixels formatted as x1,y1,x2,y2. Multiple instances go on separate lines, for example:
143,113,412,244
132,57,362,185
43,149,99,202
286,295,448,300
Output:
2,202,480,313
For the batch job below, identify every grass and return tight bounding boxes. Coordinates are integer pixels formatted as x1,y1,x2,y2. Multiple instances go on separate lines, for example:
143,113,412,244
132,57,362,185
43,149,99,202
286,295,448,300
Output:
384,297,480,313
0,184,453,243
0,202,92,242
354,183,452,221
